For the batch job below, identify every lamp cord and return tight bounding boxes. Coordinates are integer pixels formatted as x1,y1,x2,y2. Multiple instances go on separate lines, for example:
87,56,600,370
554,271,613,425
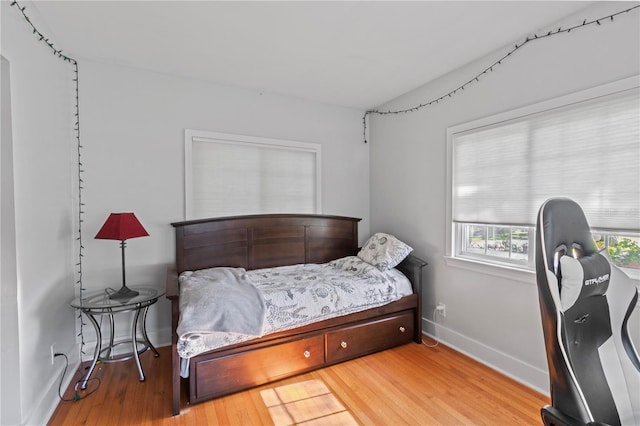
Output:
54,353,101,402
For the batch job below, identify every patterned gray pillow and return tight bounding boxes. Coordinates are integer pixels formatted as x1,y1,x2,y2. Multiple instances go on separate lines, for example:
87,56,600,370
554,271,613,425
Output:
357,233,412,271
329,256,379,276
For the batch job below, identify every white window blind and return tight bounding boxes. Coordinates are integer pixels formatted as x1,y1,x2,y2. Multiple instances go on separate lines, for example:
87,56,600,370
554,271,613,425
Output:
452,86,640,231
185,130,321,220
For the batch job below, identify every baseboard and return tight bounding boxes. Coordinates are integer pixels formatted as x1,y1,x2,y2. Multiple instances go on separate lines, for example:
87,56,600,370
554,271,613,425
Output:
149,326,172,349
422,317,549,396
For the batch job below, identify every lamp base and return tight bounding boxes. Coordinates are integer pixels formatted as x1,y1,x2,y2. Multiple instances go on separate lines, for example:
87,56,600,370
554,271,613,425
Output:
109,285,139,300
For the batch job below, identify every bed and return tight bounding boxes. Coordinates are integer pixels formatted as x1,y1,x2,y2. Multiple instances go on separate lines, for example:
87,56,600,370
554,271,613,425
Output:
166,214,427,415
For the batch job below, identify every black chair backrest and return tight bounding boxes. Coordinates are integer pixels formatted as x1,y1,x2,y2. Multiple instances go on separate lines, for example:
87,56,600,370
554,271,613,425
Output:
535,198,640,425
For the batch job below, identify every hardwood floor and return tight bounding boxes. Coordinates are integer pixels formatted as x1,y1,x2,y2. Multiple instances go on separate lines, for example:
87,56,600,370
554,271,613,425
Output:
48,340,549,425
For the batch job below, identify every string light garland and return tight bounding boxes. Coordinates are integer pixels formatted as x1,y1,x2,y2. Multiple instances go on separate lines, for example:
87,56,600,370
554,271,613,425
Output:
10,0,88,355
362,4,640,143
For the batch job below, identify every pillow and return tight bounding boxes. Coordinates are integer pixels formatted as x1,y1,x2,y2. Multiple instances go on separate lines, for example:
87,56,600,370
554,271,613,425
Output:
329,256,379,276
357,233,412,271
559,252,611,310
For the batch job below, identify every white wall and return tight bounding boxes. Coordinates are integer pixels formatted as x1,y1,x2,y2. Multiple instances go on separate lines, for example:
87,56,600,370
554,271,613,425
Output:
1,54,21,426
369,1,640,393
1,2,78,424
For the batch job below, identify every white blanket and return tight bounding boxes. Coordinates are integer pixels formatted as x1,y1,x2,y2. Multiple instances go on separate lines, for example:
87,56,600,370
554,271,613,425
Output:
177,267,266,340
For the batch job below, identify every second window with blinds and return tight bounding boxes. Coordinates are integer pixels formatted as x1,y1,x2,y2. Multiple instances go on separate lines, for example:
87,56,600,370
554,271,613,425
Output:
185,130,322,220
446,77,640,273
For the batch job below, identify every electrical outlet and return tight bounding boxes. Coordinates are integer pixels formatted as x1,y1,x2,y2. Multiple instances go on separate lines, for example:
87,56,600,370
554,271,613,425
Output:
50,343,56,365
436,303,446,317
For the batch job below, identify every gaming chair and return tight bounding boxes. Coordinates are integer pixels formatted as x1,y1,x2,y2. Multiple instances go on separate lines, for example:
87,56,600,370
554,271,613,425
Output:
535,198,640,426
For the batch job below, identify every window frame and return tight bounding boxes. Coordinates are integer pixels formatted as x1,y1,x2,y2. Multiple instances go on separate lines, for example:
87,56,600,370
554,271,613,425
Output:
445,75,640,277
184,129,322,220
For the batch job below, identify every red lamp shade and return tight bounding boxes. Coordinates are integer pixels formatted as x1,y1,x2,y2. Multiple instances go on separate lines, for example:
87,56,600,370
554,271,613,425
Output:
95,212,148,300
95,213,149,241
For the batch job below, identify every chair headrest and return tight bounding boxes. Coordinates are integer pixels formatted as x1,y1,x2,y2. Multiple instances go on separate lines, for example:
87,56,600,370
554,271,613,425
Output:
539,198,599,272
557,251,611,310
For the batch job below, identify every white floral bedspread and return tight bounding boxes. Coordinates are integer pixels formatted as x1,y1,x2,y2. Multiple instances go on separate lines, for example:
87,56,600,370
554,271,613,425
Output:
177,256,413,375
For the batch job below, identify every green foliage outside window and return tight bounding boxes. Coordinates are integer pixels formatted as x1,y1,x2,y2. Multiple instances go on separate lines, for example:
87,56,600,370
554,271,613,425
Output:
608,238,640,269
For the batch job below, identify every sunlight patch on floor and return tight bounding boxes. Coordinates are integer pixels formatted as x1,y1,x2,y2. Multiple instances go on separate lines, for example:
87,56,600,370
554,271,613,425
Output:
260,379,358,425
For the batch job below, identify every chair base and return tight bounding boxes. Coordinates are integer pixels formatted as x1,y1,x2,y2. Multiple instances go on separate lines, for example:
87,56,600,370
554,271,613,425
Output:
541,405,612,426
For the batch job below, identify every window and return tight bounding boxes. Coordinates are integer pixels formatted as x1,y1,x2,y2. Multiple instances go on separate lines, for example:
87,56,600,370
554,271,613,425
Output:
594,232,640,274
446,77,640,273
457,224,534,268
185,130,321,220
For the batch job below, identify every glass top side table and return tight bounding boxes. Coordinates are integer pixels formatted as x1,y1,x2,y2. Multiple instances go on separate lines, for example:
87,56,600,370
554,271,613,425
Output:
70,286,165,389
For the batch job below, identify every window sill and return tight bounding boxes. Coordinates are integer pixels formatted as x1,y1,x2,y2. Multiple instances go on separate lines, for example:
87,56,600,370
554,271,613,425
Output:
444,256,536,285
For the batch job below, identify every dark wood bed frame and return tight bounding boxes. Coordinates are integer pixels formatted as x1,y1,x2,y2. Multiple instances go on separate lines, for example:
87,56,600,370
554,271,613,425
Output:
166,214,427,415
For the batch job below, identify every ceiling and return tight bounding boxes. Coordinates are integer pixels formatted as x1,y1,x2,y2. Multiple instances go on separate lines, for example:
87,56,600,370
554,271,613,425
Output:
31,1,593,110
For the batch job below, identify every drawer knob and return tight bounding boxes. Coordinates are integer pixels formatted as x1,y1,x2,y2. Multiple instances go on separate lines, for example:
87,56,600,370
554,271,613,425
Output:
399,326,406,333
303,350,311,358
340,341,348,349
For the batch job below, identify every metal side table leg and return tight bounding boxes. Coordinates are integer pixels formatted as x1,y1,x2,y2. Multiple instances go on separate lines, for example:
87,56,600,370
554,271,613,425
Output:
131,307,145,381
81,312,102,390
140,305,159,357
104,311,115,360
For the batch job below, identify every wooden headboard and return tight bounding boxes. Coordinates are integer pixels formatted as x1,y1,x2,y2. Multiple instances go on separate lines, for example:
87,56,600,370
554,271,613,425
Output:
171,214,361,274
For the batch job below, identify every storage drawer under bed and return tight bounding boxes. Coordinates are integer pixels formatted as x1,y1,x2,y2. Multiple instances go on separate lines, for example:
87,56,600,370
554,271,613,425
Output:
191,334,324,402
325,311,414,364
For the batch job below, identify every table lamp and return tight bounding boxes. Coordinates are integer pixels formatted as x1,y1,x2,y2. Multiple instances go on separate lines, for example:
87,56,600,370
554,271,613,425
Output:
95,212,149,300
